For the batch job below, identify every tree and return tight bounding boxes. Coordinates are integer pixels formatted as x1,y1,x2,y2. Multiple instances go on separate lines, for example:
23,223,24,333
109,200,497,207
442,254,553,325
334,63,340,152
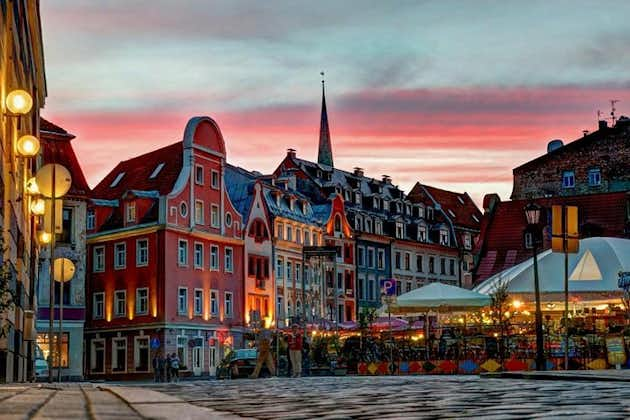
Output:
489,281,511,361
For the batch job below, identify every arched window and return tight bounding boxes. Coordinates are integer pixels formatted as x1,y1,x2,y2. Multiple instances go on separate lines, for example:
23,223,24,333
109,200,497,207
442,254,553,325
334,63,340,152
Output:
334,214,342,233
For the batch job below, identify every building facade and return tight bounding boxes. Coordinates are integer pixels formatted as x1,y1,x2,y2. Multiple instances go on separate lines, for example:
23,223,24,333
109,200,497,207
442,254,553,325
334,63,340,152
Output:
0,1,47,383
85,117,245,379
36,119,89,380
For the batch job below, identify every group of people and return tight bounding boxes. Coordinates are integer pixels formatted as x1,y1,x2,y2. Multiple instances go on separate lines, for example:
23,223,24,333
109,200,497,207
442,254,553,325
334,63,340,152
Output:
152,352,181,383
249,324,304,379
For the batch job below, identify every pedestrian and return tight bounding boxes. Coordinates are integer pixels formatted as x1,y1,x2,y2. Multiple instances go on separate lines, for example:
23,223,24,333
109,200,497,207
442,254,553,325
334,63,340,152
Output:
287,324,303,378
249,327,276,378
170,352,180,382
152,352,161,383
165,353,172,382
157,353,166,383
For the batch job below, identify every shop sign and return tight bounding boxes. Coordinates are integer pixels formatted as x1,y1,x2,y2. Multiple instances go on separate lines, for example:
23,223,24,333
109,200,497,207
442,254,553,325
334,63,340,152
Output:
606,336,627,366
618,272,630,289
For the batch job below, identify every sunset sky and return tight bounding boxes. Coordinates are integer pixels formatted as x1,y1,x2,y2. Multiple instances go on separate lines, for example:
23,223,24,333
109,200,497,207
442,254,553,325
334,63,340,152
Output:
40,1,630,205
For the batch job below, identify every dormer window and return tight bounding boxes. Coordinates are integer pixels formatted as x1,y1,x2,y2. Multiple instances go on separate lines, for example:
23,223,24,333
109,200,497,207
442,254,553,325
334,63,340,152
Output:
110,172,125,188
418,225,427,242
355,192,362,205
562,170,575,188
275,193,281,207
375,219,383,235
588,168,601,186
439,229,449,246
365,217,372,233
317,170,322,178
383,200,389,211
301,201,308,214
464,233,472,250
149,163,165,179
355,215,363,231
195,165,204,185
289,197,295,211
373,197,380,210
344,189,351,201
126,202,136,223
406,204,412,215
417,205,425,219
87,209,95,230
396,202,402,213
427,207,434,220
395,222,404,239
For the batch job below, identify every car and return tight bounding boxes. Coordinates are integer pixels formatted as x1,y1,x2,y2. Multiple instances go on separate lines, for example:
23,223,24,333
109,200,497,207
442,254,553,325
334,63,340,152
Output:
216,348,271,379
35,358,48,380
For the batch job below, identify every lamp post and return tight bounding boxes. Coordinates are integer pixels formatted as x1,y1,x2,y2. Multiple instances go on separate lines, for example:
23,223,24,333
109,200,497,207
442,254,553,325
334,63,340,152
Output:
524,203,545,371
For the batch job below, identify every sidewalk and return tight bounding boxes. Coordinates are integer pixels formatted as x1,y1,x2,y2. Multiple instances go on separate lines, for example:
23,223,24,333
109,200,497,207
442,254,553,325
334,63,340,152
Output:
481,369,630,382
0,383,242,419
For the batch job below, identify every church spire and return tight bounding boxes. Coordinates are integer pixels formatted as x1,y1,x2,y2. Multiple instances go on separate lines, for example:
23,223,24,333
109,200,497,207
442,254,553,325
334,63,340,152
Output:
318,71,334,167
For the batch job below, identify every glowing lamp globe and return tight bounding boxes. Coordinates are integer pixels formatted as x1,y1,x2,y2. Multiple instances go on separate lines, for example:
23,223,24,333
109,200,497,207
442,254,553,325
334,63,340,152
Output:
30,198,45,215
53,258,75,283
16,135,40,157
6,89,33,114
38,231,51,244
35,164,72,198
25,177,39,195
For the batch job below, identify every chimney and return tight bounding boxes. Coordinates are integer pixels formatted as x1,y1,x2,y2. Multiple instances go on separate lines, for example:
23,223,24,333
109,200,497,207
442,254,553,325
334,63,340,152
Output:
287,148,296,158
598,120,608,130
353,167,364,177
382,175,392,185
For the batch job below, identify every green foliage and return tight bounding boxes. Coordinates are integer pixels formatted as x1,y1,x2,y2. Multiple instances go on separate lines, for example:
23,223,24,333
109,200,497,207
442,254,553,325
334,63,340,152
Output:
358,307,377,330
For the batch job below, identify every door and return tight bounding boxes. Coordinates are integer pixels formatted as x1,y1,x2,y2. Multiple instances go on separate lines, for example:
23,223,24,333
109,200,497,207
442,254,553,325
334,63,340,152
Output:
192,346,203,376
209,345,217,376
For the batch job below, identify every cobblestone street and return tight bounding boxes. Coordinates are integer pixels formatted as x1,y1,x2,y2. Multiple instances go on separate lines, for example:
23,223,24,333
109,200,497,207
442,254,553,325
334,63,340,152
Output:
147,375,630,419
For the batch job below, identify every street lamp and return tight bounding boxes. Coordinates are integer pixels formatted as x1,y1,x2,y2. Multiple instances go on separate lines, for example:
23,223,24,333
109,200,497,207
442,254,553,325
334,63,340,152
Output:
16,135,40,157
5,89,33,115
524,202,545,371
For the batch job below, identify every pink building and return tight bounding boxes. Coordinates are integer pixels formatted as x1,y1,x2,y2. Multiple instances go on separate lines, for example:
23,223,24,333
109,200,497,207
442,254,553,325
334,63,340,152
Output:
85,117,244,379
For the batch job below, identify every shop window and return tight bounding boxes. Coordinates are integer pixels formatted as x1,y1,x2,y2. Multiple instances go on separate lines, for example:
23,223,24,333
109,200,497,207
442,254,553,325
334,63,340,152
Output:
112,338,127,372
37,333,69,368
135,337,150,372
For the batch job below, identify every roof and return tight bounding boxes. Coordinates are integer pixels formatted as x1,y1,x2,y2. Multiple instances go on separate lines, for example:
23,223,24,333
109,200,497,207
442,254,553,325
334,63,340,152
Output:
91,141,183,200
224,164,259,223
261,181,323,225
409,183,482,231
39,118,90,198
473,191,630,284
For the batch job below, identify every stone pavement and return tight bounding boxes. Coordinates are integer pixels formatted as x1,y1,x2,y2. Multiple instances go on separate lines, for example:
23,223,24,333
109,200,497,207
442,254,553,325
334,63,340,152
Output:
482,369,630,382
146,375,630,419
0,383,236,419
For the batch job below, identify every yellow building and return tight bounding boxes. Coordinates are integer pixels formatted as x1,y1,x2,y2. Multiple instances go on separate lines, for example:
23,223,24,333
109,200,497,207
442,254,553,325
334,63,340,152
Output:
0,1,47,382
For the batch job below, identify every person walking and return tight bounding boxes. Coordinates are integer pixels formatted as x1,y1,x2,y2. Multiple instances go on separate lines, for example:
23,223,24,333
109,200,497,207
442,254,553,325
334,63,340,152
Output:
287,324,304,378
165,353,172,382
170,352,180,382
249,327,276,378
152,352,162,383
157,353,166,383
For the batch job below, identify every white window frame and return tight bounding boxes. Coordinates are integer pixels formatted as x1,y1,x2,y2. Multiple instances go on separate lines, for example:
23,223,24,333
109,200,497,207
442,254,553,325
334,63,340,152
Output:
276,257,283,280
276,223,284,240
134,336,150,372
195,200,204,225
136,239,149,267
194,288,203,316
178,287,188,315
114,242,126,270
126,202,136,223
114,290,126,318
562,170,575,188
93,246,105,273
90,339,105,374
210,290,219,316
225,212,233,227
377,249,385,270
93,292,104,319
136,288,149,315
210,245,219,271
111,338,128,373
87,209,95,230
211,205,220,228
225,292,233,318
195,164,204,185
588,168,601,186
440,230,449,246
224,247,233,273
357,246,365,267
178,239,188,267
367,247,375,269
194,242,204,269
211,169,220,189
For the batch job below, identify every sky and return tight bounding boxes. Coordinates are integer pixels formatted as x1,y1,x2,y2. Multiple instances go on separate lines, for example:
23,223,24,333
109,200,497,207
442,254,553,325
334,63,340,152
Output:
39,1,630,205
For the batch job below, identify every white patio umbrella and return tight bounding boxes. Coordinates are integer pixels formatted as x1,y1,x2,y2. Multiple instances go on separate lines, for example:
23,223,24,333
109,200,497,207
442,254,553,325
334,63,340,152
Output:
384,282,492,315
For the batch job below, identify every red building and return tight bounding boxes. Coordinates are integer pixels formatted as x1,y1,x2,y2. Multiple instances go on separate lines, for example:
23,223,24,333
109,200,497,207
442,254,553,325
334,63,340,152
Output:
85,116,244,379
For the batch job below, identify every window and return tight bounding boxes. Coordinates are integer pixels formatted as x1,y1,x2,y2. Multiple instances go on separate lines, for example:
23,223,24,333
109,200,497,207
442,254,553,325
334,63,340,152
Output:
276,257,283,279
114,290,126,317
225,247,233,272
296,263,302,284
358,247,365,267
334,215,342,233
211,205,220,228
464,233,472,250
178,240,188,266
37,333,69,368
355,215,363,231
225,292,233,318
404,252,410,271
180,202,188,218
304,230,311,246
225,212,232,227
427,207,434,220
383,200,389,212
429,256,435,274
110,172,125,188
406,281,412,293
178,287,188,315
440,258,446,275
563,170,575,188
296,228,302,244
58,207,73,243
355,192,362,205
365,218,372,233
136,239,149,267
211,170,219,189
126,202,136,223
87,209,95,230
588,168,601,186
440,230,449,246
114,243,126,269
395,251,401,270
277,296,284,320
210,245,219,270
90,339,105,373
396,222,404,239
368,278,375,301
205,290,217,318
194,242,204,268
194,289,203,316
195,200,204,225
377,249,385,270
313,232,319,246
416,255,423,272
134,337,150,372
195,164,204,185
449,259,455,276
287,261,292,281
286,225,293,241
418,225,427,242
149,162,165,179
177,336,188,370
93,292,104,319
375,220,383,235
276,223,284,240
136,288,148,315
367,247,375,269
93,246,105,272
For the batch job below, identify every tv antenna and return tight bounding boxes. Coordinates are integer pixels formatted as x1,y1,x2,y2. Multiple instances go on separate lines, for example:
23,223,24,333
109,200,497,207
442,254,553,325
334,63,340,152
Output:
610,99,620,126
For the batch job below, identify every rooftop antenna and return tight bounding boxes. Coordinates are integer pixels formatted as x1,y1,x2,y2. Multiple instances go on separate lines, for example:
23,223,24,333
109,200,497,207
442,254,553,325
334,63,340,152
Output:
610,99,620,126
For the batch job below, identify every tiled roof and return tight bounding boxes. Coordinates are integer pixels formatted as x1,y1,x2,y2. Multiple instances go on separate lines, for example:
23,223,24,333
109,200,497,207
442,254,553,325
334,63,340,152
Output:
91,141,182,200
224,164,258,223
412,183,482,230
262,183,322,225
473,191,630,284
39,118,90,198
